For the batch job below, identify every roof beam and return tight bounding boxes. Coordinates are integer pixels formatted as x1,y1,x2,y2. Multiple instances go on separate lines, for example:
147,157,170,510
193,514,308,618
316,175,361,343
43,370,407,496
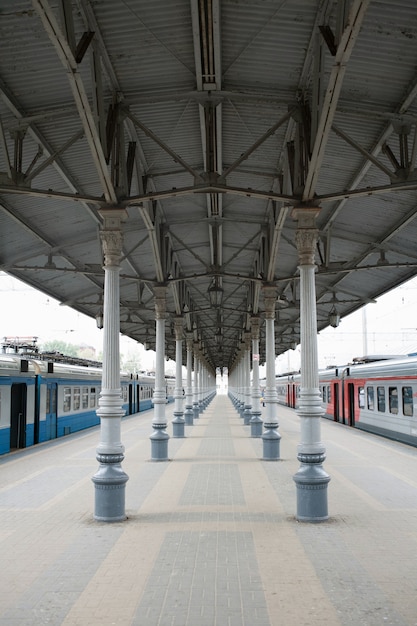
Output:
137,204,165,283
32,0,117,204
302,0,371,201
266,206,289,283
124,109,203,182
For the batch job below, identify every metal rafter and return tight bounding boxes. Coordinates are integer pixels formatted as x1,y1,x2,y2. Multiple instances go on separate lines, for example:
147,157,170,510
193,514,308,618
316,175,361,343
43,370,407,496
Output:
302,0,371,201
32,0,117,204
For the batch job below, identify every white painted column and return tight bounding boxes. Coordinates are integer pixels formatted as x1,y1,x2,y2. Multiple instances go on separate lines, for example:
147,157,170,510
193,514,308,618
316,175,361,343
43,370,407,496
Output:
150,285,169,460
292,206,330,521
172,316,185,437
243,332,252,424
193,345,200,420
92,208,129,522
184,333,194,425
261,285,281,460
250,316,263,437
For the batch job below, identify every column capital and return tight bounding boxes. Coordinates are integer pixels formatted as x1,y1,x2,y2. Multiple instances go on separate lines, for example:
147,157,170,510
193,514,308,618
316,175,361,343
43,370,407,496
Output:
294,228,319,265
99,208,128,268
153,284,167,320
262,284,278,319
292,204,321,266
250,316,261,339
174,316,184,340
291,204,321,228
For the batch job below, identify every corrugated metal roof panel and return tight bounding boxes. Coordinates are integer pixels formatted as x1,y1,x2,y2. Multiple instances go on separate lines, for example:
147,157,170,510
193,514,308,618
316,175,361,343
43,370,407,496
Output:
2,1,417,367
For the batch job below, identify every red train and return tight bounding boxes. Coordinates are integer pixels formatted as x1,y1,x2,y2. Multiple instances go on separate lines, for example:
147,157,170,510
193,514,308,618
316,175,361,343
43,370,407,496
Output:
276,355,417,447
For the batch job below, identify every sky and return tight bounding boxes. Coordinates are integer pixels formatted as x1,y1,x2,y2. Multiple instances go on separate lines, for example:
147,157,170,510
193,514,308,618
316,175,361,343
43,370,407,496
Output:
2,270,417,375
279,275,417,374
0,271,157,372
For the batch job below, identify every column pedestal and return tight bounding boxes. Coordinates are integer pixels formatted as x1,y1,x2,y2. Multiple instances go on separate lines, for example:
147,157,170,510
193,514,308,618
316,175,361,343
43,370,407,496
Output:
293,453,330,521
93,452,129,521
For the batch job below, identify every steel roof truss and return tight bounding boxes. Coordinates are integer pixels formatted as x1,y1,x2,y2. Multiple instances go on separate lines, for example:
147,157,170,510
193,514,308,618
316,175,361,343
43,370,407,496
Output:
303,0,371,201
32,0,117,204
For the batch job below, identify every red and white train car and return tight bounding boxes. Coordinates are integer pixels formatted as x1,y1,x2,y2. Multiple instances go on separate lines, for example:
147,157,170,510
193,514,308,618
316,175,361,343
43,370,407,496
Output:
276,355,417,447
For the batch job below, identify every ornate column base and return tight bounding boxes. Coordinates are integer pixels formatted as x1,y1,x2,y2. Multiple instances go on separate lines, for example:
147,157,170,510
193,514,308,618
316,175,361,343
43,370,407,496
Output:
92,453,129,522
262,424,281,460
172,413,185,437
193,403,200,420
293,454,331,522
250,412,263,437
243,405,252,425
184,405,194,425
150,424,170,461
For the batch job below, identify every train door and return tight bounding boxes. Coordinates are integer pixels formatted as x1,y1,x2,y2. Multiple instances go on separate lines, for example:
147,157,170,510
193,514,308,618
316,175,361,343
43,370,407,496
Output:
128,384,133,415
333,382,339,421
136,385,140,413
347,383,355,427
33,376,41,444
45,382,57,440
10,383,27,450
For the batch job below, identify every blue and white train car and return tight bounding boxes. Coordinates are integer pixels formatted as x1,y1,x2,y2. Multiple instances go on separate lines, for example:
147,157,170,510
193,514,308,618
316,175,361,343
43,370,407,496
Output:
0,354,156,456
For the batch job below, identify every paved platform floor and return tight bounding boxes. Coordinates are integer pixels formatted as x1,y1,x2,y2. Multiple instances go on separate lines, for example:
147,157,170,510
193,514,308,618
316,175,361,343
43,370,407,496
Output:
1,394,417,625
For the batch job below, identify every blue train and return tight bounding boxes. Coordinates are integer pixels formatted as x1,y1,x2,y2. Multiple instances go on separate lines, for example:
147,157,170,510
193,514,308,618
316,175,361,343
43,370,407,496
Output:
0,343,170,456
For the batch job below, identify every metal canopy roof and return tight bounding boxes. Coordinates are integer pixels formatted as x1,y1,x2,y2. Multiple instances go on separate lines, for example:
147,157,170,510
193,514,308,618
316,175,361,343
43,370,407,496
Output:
2,0,417,371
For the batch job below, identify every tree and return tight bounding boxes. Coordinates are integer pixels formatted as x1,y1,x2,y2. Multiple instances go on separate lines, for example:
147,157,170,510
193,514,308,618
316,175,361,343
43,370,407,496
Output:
121,348,143,373
39,340,80,358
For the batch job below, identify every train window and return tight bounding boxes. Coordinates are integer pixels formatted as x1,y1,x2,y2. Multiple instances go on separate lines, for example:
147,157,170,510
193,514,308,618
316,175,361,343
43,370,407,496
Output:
327,386,331,403
73,387,80,411
377,386,385,412
358,386,365,409
82,387,89,409
90,387,96,408
388,387,398,414
402,386,413,417
367,387,374,410
63,387,71,412
51,388,56,413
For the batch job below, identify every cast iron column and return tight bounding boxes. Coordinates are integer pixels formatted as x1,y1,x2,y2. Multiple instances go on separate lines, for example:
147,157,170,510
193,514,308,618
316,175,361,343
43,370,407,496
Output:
150,285,170,460
193,346,200,420
261,285,281,460
243,332,253,424
184,332,194,425
250,316,263,437
92,208,129,522
292,206,330,521
172,317,185,437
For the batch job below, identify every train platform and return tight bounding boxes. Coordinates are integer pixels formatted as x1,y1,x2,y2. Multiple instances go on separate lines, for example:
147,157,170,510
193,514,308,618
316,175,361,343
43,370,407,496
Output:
1,394,417,626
